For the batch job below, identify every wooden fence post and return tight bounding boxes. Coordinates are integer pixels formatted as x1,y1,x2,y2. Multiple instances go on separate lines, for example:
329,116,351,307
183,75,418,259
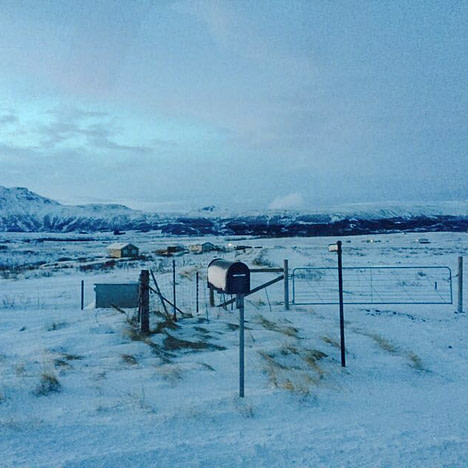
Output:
284,259,289,310
209,285,215,307
139,270,150,334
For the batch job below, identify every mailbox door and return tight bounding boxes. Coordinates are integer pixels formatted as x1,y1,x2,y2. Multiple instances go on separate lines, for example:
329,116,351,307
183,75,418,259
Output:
226,263,250,294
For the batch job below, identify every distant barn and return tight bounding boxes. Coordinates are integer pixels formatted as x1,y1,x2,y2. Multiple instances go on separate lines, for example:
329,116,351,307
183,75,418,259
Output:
155,245,187,257
107,243,139,258
189,242,218,254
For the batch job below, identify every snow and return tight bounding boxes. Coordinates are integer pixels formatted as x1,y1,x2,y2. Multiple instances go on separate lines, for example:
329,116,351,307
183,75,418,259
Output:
107,242,136,250
0,231,467,466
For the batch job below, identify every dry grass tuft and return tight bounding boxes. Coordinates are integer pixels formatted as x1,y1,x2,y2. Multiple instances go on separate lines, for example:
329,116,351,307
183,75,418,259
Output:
15,364,26,376
124,326,145,342
372,335,398,354
121,354,138,365
153,320,180,334
279,374,317,396
355,329,427,371
303,350,327,376
355,329,398,354
163,333,225,352
280,343,299,356
62,353,83,361
256,315,299,338
322,335,340,348
407,352,425,371
124,326,174,362
47,322,68,332
34,372,61,396
259,341,328,396
258,350,288,370
155,365,184,386
54,358,73,369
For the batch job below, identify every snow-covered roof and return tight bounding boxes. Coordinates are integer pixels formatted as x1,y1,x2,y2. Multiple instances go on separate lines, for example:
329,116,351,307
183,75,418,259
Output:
106,243,137,250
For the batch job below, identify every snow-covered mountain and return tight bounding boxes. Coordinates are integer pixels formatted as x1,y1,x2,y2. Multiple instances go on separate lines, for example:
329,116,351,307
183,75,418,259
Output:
0,186,61,214
0,186,148,232
0,185,467,235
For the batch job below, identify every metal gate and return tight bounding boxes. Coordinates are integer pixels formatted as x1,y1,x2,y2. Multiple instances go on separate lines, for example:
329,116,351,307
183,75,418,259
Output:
292,266,453,305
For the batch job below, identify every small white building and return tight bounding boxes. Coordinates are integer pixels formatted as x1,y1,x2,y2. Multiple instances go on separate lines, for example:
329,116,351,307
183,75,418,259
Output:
107,243,139,258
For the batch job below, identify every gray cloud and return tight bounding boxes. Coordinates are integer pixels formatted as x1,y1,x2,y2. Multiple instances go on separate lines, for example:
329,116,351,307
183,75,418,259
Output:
34,107,154,154
0,110,18,126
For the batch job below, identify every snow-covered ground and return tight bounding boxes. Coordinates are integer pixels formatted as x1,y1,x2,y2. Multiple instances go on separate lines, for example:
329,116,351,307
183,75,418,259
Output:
0,231,467,467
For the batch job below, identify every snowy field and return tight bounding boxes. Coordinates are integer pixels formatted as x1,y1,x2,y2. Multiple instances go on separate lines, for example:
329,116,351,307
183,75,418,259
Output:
0,231,467,467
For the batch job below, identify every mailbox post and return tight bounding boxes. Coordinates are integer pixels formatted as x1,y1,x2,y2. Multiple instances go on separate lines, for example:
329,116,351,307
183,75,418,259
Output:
208,259,250,397
237,293,245,397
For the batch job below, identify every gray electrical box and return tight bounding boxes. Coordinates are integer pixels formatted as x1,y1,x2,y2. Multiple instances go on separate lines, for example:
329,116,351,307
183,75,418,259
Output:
94,283,139,308
207,259,250,295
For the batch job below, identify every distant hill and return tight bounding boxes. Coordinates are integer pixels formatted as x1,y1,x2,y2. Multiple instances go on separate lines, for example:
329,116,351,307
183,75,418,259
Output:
0,186,148,232
0,186,467,236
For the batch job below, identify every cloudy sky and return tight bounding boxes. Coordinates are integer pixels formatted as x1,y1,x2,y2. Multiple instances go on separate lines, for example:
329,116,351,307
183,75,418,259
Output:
0,0,467,211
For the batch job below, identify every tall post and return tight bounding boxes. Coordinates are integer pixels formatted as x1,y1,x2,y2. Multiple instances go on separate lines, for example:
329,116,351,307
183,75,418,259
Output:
458,257,464,313
237,293,245,398
337,241,346,367
172,260,177,321
196,271,200,315
80,280,84,310
139,270,150,334
284,259,289,310
209,286,215,307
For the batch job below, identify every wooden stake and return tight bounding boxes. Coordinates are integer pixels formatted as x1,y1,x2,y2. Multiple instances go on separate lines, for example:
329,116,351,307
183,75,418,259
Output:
139,270,150,334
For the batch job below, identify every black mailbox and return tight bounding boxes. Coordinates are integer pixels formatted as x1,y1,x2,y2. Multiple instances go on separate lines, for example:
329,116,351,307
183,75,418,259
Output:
207,259,250,295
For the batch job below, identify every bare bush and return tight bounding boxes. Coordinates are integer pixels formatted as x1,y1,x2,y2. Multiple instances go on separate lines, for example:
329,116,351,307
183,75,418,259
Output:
34,372,61,396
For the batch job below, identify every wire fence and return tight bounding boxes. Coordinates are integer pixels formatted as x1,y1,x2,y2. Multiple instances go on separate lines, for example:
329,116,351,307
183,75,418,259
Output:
150,267,204,317
292,266,453,305
148,264,285,318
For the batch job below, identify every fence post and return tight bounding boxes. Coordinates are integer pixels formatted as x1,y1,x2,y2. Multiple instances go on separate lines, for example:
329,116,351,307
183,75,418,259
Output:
458,257,464,313
172,260,177,321
337,241,346,367
209,285,215,307
196,271,199,315
139,270,150,334
284,259,289,310
81,280,84,310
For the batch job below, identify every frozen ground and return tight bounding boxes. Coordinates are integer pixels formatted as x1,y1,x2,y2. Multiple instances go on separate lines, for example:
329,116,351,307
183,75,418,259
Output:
0,231,467,467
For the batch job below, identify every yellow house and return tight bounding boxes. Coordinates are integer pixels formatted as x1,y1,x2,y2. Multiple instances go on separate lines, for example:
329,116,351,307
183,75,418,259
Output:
107,243,139,258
